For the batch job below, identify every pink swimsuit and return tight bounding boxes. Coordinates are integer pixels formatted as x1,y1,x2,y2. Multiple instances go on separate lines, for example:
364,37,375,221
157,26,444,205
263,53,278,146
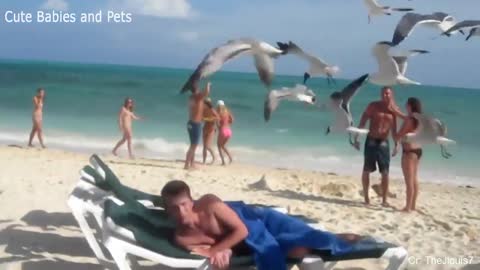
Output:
220,114,232,139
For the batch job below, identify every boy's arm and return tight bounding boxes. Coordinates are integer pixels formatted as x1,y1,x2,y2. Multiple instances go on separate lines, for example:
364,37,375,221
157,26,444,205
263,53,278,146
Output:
208,198,248,254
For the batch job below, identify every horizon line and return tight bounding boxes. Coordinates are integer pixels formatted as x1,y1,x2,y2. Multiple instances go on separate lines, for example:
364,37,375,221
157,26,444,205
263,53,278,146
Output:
0,56,477,91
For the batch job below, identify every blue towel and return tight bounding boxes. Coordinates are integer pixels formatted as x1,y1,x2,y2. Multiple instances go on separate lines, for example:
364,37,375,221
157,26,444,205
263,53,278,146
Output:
226,201,353,270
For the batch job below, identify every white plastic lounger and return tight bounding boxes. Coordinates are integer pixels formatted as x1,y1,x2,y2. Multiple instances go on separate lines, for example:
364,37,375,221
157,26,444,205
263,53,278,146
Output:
68,155,288,266
102,198,408,270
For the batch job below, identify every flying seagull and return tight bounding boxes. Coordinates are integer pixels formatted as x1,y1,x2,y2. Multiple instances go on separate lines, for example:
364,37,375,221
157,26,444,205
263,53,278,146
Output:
405,113,456,158
369,41,428,86
363,0,414,24
392,12,463,46
276,41,340,85
442,20,480,40
264,84,316,122
324,74,370,145
181,38,290,93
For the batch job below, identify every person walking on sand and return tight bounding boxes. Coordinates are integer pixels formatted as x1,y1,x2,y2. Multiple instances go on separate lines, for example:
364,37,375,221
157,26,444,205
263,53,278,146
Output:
112,97,142,159
184,82,211,170
216,100,234,166
391,97,423,212
28,88,46,148
202,98,219,165
352,87,398,206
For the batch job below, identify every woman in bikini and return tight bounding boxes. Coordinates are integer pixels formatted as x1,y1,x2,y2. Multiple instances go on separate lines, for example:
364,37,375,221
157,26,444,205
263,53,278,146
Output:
216,100,234,166
202,98,219,165
392,97,423,212
112,97,142,159
28,88,46,148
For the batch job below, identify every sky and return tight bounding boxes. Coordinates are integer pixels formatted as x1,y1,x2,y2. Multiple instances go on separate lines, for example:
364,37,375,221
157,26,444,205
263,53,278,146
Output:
0,0,478,89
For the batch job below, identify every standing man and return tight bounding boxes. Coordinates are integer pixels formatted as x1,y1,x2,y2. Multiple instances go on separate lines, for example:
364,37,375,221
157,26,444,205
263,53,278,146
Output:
352,87,398,206
184,82,211,170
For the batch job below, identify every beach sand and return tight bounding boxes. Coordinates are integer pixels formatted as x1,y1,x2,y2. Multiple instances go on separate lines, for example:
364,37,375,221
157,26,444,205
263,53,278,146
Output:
0,145,479,270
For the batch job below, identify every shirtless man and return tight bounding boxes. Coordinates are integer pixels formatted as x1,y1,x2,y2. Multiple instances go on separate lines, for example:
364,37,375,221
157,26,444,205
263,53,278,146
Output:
352,87,398,206
112,97,142,159
162,180,360,269
184,82,211,170
28,88,46,148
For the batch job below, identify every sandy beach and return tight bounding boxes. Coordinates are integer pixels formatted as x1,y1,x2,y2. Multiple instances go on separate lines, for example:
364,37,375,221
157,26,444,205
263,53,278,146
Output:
0,145,479,270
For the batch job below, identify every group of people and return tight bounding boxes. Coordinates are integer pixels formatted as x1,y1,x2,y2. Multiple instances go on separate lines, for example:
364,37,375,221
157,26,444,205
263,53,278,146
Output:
353,86,423,213
27,85,235,166
110,82,235,165
27,85,422,213
184,82,234,170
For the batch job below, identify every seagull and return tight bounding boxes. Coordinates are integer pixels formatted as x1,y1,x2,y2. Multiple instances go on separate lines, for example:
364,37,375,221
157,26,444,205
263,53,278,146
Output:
264,84,316,122
276,41,340,85
405,113,456,158
442,20,480,41
369,41,428,86
323,74,369,145
392,12,464,46
363,0,414,24
181,38,290,93
466,27,480,40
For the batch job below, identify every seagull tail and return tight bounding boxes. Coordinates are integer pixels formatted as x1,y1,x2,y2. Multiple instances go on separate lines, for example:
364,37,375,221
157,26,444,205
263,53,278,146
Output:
398,75,421,85
392,8,414,12
276,42,291,55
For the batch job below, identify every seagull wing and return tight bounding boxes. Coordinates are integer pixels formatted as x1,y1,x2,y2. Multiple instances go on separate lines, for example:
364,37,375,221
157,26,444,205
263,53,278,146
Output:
282,41,329,73
392,13,444,45
364,0,382,10
444,20,480,35
413,113,438,142
253,49,275,87
392,50,428,75
264,89,300,121
373,41,401,78
181,39,252,92
332,102,352,131
338,74,369,114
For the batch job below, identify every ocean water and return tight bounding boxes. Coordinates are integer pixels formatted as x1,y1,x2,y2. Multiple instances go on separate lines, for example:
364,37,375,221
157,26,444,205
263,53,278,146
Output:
0,59,478,185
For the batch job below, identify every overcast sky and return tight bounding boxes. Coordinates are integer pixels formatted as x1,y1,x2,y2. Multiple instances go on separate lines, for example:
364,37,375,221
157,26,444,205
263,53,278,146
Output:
0,0,478,88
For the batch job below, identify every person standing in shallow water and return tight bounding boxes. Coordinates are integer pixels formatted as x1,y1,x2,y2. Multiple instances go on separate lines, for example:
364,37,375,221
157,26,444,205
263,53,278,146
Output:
202,98,219,165
28,88,46,148
216,100,234,166
184,82,211,170
112,97,142,159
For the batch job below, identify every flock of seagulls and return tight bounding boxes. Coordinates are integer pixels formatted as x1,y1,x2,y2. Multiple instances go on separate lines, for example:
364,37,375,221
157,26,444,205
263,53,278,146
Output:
179,1,474,157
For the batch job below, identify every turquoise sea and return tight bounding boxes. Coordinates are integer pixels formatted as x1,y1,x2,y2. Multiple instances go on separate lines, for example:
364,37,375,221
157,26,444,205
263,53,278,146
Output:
0,60,478,185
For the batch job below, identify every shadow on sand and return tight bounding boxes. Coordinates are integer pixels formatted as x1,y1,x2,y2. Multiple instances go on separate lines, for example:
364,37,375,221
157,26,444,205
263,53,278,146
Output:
0,211,97,269
246,176,395,213
1,210,170,270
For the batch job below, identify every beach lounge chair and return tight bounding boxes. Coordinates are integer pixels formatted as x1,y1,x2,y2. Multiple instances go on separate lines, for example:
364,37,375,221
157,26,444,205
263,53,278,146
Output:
102,197,408,270
67,155,288,265
67,154,165,264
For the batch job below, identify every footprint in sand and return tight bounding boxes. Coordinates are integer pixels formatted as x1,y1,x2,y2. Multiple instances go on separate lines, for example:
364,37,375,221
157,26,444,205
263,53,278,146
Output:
381,223,398,230
412,220,424,229
432,218,453,231
400,233,411,242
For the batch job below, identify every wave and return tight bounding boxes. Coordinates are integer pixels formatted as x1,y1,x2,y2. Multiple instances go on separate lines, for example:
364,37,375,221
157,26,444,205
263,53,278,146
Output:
0,130,477,186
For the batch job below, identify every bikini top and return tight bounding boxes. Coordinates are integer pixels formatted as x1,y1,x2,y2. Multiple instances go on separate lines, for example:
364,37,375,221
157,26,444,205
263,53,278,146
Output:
203,116,217,122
